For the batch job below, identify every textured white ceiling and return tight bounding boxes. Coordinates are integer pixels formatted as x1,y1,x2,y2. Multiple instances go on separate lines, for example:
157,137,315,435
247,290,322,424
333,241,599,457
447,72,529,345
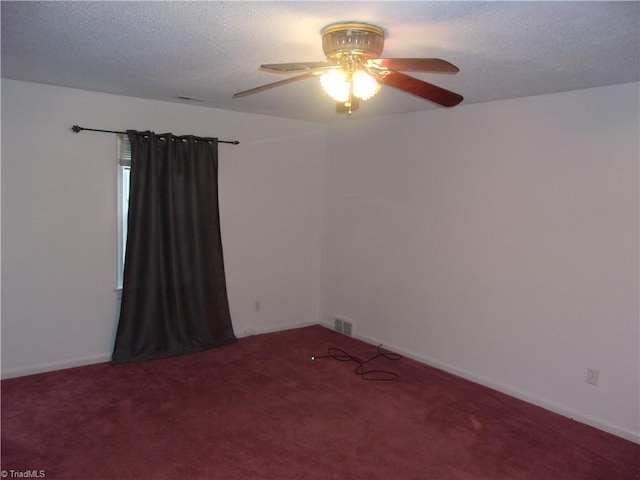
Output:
1,1,638,123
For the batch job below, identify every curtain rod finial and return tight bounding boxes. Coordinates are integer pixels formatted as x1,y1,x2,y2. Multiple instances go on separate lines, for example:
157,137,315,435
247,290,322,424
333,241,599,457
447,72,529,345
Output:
72,125,83,133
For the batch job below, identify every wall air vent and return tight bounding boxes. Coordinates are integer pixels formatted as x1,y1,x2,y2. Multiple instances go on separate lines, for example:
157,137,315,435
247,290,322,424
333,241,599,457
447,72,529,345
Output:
334,316,354,336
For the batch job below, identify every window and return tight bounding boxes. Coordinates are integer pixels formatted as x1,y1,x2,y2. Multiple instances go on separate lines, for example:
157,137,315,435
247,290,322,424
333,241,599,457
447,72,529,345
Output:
117,134,131,289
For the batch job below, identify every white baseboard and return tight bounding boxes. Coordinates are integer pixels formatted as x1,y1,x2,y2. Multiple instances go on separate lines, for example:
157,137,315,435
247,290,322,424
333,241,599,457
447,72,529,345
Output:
1,321,319,379
241,319,319,338
5,323,638,445
2,320,322,379
1,354,112,380
317,321,640,445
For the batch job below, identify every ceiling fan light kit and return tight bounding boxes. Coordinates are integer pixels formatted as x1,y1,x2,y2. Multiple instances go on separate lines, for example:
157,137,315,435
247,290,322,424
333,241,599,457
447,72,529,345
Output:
320,68,380,103
318,23,384,107
233,22,463,114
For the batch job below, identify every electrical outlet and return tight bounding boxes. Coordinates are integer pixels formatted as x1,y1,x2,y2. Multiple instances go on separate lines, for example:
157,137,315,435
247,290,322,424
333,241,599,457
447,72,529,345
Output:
334,318,343,333
254,300,261,312
342,320,353,336
586,367,599,386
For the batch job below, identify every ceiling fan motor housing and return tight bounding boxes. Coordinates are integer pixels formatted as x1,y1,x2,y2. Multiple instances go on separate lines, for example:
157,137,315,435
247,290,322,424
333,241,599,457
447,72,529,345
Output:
321,23,385,61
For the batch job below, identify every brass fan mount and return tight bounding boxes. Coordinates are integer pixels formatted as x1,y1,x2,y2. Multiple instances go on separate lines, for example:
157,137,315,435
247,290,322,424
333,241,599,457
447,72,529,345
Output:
321,23,385,62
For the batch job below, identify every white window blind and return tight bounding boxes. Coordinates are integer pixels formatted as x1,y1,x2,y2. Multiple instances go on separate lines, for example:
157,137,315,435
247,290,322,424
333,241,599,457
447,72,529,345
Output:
118,134,131,167
117,135,131,290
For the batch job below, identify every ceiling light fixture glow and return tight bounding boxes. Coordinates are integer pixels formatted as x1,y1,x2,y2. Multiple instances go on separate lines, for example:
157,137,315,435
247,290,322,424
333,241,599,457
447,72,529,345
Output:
320,69,380,103
351,70,380,101
320,69,350,102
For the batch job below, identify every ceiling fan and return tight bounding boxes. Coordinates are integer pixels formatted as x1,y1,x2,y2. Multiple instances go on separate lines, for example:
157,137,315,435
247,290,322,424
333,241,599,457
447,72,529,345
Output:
233,22,463,114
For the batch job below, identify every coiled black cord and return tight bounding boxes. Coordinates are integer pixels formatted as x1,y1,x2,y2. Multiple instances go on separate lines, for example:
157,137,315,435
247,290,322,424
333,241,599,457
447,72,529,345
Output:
312,345,402,381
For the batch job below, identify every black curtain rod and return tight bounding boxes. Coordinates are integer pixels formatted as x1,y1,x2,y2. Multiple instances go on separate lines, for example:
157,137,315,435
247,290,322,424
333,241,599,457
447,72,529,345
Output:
71,125,239,145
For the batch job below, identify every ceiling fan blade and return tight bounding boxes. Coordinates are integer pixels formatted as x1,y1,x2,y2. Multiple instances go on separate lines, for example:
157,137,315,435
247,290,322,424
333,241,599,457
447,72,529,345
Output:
233,72,319,98
367,69,463,107
260,62,338,74
368,58,459,73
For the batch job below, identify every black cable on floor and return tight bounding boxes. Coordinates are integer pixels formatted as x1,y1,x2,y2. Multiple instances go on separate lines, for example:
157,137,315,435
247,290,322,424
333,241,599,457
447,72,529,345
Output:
312,345,402,381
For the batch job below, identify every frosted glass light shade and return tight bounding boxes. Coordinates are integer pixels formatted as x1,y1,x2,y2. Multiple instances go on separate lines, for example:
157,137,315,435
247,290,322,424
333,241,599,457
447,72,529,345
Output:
320,69,380,102
351,71,380,100
320,70,350,102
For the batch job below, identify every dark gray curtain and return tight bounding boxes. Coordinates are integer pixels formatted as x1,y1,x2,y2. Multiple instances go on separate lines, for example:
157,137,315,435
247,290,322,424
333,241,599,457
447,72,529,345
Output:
112,131,237,363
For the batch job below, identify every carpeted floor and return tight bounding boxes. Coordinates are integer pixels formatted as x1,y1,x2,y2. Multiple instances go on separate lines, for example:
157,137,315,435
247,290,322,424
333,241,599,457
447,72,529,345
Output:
1,325,638,479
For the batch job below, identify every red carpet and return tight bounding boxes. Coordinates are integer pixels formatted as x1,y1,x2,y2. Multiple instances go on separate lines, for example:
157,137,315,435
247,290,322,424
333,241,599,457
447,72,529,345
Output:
2,325,638,479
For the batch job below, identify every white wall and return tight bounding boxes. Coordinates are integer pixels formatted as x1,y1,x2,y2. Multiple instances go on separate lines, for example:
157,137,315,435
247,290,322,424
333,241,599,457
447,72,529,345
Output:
321,83,640,442
2,78,638,443
1,79,325,377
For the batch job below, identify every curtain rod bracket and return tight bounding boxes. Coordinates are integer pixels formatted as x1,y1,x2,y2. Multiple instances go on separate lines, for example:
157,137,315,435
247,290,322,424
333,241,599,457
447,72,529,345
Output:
71,125,239,145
